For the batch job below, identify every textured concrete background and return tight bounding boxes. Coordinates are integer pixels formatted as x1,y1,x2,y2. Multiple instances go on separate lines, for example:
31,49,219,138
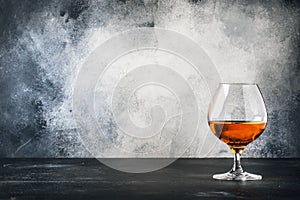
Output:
0,0,299,158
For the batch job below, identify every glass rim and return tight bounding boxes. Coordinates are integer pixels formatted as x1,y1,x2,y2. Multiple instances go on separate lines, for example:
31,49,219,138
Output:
219,82,258,86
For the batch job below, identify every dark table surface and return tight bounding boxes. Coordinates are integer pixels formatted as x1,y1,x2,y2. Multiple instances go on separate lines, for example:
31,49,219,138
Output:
0,158,299,199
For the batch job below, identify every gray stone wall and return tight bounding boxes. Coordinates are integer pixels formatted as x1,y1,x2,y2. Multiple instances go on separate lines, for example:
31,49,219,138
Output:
0,0,299,157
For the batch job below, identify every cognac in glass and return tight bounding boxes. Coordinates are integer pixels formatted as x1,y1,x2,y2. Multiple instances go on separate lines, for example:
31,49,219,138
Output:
208,83,267,181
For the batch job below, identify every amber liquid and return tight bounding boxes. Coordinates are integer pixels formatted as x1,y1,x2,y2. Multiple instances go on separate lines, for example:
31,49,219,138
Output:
209,121,266,154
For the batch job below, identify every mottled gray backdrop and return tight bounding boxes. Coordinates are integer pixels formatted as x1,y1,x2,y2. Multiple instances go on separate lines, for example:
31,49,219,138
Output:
0,0,299,157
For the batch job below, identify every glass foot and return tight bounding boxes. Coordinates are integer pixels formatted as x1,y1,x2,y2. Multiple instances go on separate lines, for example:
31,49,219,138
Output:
213,171,262,181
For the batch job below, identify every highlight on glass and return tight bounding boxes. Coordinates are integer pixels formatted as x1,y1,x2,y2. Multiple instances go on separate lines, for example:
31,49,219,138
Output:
208,83,267,181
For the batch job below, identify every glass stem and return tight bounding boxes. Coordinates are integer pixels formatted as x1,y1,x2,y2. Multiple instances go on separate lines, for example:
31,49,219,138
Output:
231,153,243,174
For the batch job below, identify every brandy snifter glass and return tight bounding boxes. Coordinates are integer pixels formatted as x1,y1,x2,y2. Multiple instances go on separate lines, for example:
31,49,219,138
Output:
208,83,267,181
